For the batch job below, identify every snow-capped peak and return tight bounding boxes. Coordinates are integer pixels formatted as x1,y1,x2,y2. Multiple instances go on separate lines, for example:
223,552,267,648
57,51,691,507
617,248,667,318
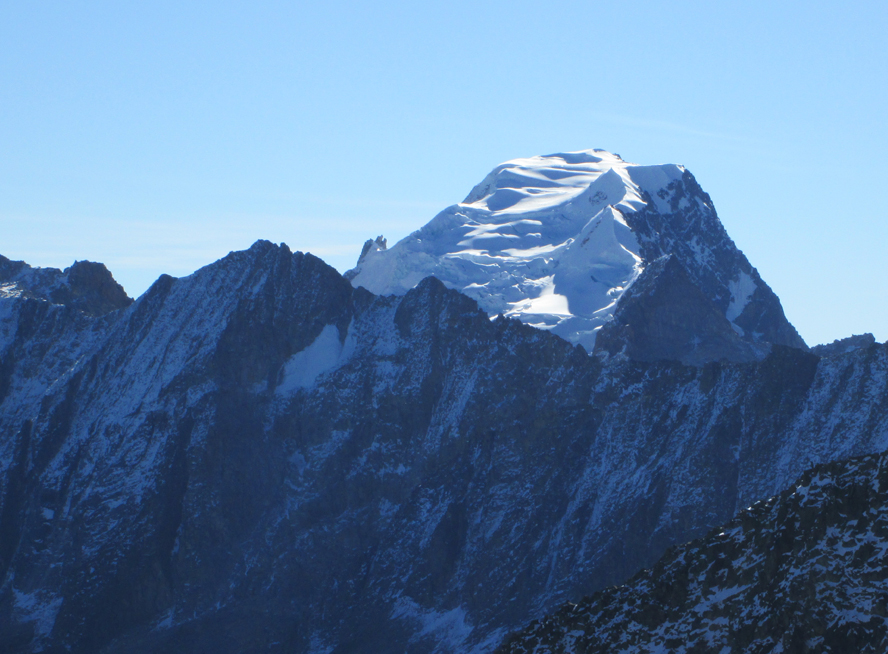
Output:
347,149,801,353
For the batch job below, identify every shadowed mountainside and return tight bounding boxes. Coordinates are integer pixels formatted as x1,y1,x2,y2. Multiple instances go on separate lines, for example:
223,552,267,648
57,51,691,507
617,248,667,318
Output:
0,242,884,653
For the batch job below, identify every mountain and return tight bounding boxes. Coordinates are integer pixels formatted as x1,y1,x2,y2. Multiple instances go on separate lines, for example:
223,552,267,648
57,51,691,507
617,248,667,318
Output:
347,150,805,361
498,450,888,653
0,239,885,653
0,255,132,318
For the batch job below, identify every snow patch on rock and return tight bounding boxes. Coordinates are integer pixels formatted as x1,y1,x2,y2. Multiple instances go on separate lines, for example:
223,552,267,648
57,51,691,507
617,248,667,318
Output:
13,588,63,644
278,324,356,393
726,271,757,322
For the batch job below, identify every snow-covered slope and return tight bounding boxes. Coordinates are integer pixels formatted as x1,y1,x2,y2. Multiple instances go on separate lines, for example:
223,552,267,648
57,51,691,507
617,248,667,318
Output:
348,150,805,355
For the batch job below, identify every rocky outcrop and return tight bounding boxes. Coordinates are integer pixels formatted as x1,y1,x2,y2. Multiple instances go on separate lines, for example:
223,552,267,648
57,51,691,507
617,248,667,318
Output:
345,235,388,281
0,243,885,653
812,333,877,357
0,255,132,317
498,450,888,653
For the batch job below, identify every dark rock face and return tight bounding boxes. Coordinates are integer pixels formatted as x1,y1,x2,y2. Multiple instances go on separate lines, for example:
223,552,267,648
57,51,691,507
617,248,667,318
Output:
620,170,806,353
594,254,766,365
50,261,133,317
498,451,888,653
0,242,885,653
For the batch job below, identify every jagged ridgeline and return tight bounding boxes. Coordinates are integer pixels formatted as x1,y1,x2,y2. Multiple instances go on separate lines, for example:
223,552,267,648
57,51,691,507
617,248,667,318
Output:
0,151,886,653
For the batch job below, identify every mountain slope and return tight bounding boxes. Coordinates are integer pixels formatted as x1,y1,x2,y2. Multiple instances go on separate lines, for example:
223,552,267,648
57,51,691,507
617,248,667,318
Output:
0,243,883,653
348,150,804,358
498,450,888,653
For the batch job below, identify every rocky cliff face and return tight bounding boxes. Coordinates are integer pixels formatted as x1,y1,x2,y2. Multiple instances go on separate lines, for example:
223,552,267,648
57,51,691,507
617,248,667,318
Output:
498,450,888,653
594,254,767,365
0,242,884,653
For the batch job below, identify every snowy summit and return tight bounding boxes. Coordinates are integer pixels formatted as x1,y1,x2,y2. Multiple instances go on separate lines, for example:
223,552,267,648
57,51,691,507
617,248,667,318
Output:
347,149,802,353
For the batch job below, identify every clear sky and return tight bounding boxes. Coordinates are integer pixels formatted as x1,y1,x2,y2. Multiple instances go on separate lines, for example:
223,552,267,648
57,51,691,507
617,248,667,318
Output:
2,1,886,346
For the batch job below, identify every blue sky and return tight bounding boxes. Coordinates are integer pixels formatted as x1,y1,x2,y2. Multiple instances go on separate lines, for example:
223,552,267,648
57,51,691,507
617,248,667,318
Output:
2,1,886,345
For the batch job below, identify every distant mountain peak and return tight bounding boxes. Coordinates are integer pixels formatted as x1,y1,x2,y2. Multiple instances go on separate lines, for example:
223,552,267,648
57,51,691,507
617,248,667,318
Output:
348,149,804,361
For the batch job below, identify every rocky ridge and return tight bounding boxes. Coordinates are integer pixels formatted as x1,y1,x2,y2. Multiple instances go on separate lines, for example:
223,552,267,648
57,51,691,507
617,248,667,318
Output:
812,333,877,358
498,450,888,653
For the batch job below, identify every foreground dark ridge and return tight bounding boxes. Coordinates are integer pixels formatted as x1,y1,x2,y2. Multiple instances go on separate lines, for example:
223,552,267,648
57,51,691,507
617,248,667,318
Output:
498,450,888,653
0,241,885,653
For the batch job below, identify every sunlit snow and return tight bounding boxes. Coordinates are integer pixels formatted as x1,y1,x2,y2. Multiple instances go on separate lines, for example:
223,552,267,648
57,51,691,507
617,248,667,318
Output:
349,150,684,350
